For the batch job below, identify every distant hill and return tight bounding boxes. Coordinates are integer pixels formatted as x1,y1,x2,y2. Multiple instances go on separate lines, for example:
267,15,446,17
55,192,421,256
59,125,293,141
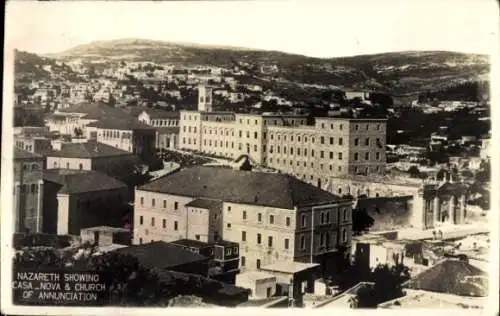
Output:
21,39,491,95
14,49,77,84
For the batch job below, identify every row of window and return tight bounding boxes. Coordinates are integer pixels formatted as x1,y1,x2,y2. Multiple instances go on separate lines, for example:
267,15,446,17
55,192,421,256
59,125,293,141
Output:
317,122,383,131
183,126,198,133
269,146,348,159
101,130,132,139
234,209,292,226
241,231,291,249
16,183,39,194
19,163,40,172
354,152,382,161
138,215,179,230
299,209,349,228
139,197,179,210
151,119,178,127
52,161,84,170
16,142,34,152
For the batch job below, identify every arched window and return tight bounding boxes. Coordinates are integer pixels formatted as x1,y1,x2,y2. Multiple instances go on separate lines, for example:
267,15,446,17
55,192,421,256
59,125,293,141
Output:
79,163,83,170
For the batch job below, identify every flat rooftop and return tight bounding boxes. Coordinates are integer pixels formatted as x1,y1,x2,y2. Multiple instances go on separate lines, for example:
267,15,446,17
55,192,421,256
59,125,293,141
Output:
237,271,276,281
81,226,129,233
260,261,320,274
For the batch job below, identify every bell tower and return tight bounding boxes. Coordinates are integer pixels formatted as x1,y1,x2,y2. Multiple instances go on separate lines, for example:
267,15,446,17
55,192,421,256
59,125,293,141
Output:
198,85,213,112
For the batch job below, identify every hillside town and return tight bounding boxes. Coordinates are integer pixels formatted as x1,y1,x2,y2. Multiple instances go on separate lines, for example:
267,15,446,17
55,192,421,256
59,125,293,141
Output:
11,47,491,309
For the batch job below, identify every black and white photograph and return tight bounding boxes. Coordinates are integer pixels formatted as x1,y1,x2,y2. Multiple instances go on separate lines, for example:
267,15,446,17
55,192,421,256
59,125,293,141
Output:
1,0,498,314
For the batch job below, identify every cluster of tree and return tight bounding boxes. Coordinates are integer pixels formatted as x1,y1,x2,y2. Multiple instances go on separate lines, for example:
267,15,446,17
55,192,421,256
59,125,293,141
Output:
417,81,489,103
354,264,411,308
352,208,375,236
13,247,248,307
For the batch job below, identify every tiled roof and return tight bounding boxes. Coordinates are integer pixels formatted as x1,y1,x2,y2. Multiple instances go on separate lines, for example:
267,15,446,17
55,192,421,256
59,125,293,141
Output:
14,147,43,160
48,140,133,158
404,259,487,297
138,166,341,209
58,102,155,131
86,117,155,131
43,169,127,194
114,241,208,269
185,198,223,209
170,239,212,249
58,102,133,120
140,108,180,119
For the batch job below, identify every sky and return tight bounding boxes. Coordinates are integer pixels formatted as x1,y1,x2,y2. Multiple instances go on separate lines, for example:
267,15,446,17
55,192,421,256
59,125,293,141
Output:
4,0,499,58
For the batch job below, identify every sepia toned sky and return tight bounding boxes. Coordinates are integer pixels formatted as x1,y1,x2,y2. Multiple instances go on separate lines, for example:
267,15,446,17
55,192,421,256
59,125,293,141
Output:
5,0,499,58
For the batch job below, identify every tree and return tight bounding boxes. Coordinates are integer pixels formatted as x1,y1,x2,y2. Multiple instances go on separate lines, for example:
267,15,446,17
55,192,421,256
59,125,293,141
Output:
355,263,410,308
407,166,421,178
352,208,374,235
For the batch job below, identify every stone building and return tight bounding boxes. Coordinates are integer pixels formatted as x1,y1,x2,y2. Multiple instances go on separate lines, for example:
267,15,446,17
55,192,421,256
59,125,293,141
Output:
179,86,387,189
133,166,353,275
137,108,180,150
331,172,467,231
42,169,128,235
13,148,44,233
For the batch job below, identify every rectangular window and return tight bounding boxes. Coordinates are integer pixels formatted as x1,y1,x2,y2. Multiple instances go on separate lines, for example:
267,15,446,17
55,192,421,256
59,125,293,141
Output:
257,234,262,244
376,152,381,160
258,213,262,222
243,210,247,220
269,215,274,224
301,214,307,227
242,231,246,242
241,256,246,267
339,138,343,145
320,136,324,144
140,197,144,205
338,153,343,160
162,219,166,228
284,238,289,250
151,217,155,226
257,259,261,269
320,151,324,158
365,152,370,160
163,200,167,208
139,216,143,225
174,221,178,230
365,138,370,146
152,199,155,207
300,236,306,249
286,217,291,226
330,137,334,145
268,236,273,247
227,223,232,228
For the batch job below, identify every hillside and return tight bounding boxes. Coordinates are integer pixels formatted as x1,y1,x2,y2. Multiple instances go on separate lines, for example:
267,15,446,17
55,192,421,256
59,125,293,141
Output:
14,49,77,84
21,39,491,95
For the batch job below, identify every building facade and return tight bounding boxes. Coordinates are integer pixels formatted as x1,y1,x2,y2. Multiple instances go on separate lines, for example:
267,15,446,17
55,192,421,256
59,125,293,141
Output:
42,169,129,235
13,148,44,233
133,166,353,275
137,109,180,150
179,86,387,191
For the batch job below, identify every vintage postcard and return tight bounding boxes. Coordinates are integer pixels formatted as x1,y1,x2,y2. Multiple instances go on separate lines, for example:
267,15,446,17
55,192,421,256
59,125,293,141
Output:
1,0,499,315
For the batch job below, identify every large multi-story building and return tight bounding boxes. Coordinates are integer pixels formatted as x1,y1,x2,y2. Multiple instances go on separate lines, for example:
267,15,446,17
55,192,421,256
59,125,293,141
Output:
179,86,387,191
133,166,353,274
137,109,180,150
42,169,129,235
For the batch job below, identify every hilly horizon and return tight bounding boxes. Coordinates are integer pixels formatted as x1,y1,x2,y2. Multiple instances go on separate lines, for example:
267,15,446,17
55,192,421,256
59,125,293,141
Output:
42,38,489,61
15,38,490,96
